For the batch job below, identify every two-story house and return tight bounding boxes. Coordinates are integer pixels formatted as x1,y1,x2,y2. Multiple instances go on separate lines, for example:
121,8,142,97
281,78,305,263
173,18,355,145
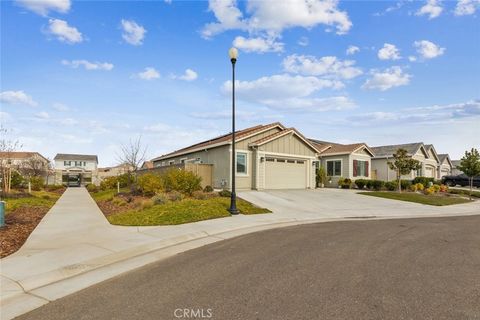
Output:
54,153,99,186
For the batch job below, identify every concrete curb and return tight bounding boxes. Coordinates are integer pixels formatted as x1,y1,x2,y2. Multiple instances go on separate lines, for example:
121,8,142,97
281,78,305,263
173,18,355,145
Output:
1,211,479,320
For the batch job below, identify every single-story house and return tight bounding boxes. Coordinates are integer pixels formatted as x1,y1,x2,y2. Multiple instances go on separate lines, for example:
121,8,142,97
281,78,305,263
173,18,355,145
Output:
151,122,321,190
438,154,453,178
370,142,438,181
451,160,463,175
309,139,374,186
98,163,134,180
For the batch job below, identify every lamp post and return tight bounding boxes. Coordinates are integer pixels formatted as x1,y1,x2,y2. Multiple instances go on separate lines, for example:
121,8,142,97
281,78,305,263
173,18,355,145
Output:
228,47,239,215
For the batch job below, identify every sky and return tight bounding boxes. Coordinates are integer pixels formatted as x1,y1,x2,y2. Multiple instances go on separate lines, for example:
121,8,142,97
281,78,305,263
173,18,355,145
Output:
1,0,479,166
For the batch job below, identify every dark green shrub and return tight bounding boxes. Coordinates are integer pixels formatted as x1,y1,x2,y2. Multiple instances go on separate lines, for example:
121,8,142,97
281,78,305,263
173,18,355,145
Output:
86,184,98,192
400,179,412,190
365,180,373,190
137,173,163,195
385,181,398,191
370,180,385,191
218,189,231,197
355,179,367,189
29,176,44,191
412,177,434,187
203,185,214,193
163,169,202,195
341,178,352,189
11,171,25,189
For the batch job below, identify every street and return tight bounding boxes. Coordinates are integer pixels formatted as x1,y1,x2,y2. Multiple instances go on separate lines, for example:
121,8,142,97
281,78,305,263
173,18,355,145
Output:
17,215,480,320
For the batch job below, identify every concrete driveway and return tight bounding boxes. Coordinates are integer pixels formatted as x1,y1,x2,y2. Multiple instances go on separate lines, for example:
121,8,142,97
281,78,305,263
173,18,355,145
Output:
239,188,480,219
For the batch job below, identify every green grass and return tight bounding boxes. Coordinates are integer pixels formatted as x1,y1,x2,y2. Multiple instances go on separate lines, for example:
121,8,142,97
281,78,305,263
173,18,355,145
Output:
358,191,472,206
89,188,128,201
448,188,480,198
3,190,62,213
107,197,271,226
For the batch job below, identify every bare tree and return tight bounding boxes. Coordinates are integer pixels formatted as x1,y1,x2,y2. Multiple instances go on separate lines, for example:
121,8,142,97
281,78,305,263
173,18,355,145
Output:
116,136,147,183
0,126,22,194
20,156,48,178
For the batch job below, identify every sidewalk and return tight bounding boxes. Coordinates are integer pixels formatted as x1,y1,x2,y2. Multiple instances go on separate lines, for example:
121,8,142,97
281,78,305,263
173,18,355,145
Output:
1,188,479,319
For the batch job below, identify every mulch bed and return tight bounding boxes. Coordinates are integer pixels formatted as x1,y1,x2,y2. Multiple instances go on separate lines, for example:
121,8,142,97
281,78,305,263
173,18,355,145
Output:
0,206,49,258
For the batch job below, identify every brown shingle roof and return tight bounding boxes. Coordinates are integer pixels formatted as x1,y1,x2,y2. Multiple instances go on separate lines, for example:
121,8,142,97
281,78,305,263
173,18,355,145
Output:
54,153,98,162
320,143,367,155
0,151,49,162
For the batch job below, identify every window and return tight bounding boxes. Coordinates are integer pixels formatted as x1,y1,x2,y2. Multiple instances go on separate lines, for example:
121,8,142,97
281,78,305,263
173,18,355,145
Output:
327,160,341,176
353,160,369,177
169,160,175,165
83,162,86,166
236,152,247,174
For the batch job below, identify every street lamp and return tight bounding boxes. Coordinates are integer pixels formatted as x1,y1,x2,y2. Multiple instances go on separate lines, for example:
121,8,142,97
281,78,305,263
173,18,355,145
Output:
228,47,239,215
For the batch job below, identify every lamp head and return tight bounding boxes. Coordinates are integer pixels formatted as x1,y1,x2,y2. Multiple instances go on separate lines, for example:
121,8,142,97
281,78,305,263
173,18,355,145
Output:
229,47,238,62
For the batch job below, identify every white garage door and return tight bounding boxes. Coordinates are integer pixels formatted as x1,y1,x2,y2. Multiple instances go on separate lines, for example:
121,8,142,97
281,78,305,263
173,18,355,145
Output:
265,157,307,189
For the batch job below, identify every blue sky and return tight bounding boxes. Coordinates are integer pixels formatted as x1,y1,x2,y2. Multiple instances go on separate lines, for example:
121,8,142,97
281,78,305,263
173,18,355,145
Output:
1,0,479,166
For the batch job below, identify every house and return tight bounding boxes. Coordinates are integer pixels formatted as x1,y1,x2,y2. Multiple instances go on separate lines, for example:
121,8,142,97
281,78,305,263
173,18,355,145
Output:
0,151,50,179
309,139,374,186
140,161,154,170
98,163,134,180
437,154,453,178
151,122,321,190
54,153,99,186
370,143,438,181
451,160,463,175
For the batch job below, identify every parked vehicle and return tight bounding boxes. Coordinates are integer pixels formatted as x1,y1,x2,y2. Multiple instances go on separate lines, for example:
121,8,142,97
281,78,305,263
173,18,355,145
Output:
441,174,480,187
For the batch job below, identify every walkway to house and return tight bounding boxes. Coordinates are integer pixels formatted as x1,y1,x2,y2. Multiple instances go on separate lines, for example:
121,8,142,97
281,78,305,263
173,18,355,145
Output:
1,188,479,320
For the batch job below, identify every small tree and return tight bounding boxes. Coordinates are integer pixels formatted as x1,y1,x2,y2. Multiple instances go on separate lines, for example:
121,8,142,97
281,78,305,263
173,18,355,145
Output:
316,166,327,188
457,148,480,200
0,126,22,195
388,148,421,193
116,136,147,189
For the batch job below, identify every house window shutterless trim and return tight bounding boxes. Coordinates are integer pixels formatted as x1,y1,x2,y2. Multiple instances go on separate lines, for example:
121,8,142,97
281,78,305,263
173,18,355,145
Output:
327,160,341,176
236,152,247,174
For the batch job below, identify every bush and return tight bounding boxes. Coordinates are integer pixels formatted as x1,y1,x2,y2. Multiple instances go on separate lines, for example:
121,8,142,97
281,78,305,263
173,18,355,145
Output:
439,184,448,192
86,184,98,192
137,173,163,196
203,185,214,193
138,199,154,210
340,178,352,189
385,181,398,191
192,190,208,200
99,173,132,191
400,180,412,191
111,197,127,206
337,177,345,188
415,183,424,191
29,176,44,191
41,194,51,200
370,180,385,191
409,184,418,192
218,189,231,197
167,190,184,202
46,184,64,191
11,171,25,189
151,193,169,205
163,169,202,195
354,179,367,189
424,186,435,195
413,177,435,187
316,166,327,187
432,184,441,193
365,180,373,190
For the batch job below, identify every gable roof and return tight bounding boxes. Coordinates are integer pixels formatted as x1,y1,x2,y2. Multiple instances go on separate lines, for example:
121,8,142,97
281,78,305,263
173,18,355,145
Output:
54,153,98,162
249,128,321,153
424,144,440,162
370,142,426,159
438,154,452,167
152,122,285,161
0,151,49,162
308,139,374,156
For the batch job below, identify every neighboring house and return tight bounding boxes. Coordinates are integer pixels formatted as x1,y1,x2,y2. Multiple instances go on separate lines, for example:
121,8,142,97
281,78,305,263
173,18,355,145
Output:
0,151,50,179
54,153,99,186
309,139,374,186
141,161,153,170
151,122,321,190
370,143,438,181
451,160,463,175
437,154,453,178
98,163,134,180
424,144,441,179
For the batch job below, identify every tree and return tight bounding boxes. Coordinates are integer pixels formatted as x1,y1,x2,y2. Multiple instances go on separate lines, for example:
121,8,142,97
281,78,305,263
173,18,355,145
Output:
116,136,147,187
457,148,480,200
388,148,421,192
20,156,48,178
0,126,22,194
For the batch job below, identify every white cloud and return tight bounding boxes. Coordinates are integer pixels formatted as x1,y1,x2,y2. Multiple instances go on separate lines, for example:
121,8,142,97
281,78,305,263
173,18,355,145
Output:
52,103,70,111
47,19,83,44
408,55,417,62
172,69,198,81
35,111,50,119
121,19,146,46
15,0,70,16
414,40,445,59
416,0,443,19
298,36,309,46
233,36,284,53
265,96,356,112
455,0,480,15
61,59,114,71
377,43,401,60
362,66,411,91
282,54,362,79
202,0,352,39
135,67,160,80
346,45,359,55
0,90,38,107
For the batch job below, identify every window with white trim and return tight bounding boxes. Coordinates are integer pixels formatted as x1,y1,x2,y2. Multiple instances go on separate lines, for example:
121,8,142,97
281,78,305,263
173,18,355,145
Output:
327,160,341,176
236,152,247,174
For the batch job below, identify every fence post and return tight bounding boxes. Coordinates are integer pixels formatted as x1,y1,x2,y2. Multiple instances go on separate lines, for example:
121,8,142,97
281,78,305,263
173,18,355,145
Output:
0,201,5,227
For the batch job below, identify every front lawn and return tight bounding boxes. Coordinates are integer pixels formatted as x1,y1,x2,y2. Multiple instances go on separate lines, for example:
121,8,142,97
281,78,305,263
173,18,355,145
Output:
358,191,472,206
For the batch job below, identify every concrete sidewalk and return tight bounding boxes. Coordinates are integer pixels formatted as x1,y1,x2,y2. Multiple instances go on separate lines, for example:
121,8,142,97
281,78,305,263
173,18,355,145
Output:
1,188,479,319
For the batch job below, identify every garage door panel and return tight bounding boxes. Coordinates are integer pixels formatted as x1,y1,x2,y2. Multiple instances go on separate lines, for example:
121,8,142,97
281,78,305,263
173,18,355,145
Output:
265,158,306,189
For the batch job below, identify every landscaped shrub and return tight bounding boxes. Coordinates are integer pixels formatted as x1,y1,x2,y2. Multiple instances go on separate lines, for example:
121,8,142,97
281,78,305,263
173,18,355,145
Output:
412,177,435,187
316,166,327,187
415,183,424,191
203,185,214,193
163,169,202,195
192,190,208,200
29,176,44,191
385,181,398,191
100,176,118,190
86,184,98,192
439,184,448,192
400,180,412,191
365,180,373,190
218,189,231,197
137,173,163,196
432,184,441,193
409,184,418,192
424,186,435,195
151,193,169,205
340,178,352,189
11,171,24,189
111,197,127,206
354,179,367,189
167,190,184,202
46,184,64,191
370,180,385,191
337,177,345,188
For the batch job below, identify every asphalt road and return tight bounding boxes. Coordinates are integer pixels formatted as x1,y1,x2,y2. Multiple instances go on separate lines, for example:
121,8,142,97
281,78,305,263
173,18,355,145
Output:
17,215,480,320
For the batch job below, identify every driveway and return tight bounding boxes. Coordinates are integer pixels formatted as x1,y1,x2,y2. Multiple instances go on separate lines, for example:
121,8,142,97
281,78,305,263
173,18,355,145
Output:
239,188,480,219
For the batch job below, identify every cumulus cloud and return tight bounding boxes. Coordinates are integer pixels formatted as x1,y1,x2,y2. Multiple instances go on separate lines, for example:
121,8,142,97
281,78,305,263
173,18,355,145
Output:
15,0,70,16
47,19,83,44
362,66,411,91
233,35,284,53
61,59,114,71
414,40,445,59
171,69,198,81
455,0,480,15
282,54,362,80
298,36,309,47
416,0,443,19
377,43,401,60
135,67,160,80
346,45,359,55
0,90,38,107
121,19,146,45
